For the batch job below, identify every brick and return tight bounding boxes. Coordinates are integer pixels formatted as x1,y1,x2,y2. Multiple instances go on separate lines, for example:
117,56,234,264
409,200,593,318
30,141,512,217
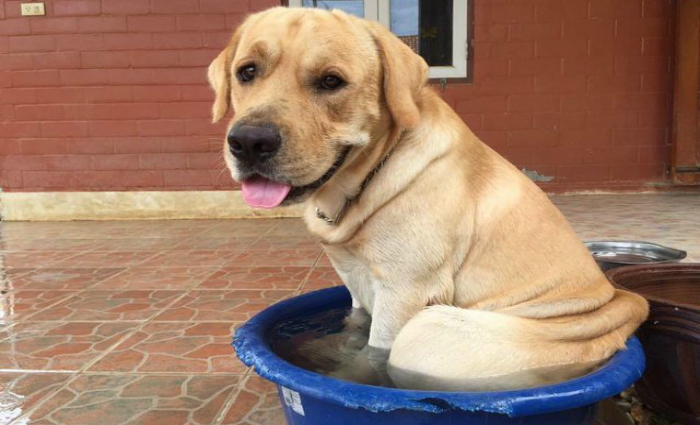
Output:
91,154,140,170
133,86,182,102
45,155,92,171
642,0,672,18
104,34,153,50
0,171,23,188
20,139,68,154
480,3,535,24
0,54,34,71
30,17,79,34
10,35,56,53
612,128,666,145
535,39,587,58
508,23,562,41
586,111,639,129
12,70,61,87
0,140,21,155
477,76,535,95
491,146,535,167
127,16,177,33
455,96,507,114
164,169,213,186
185,119,226,136
0,155,46,170
610,163,665,181
616,18,668,38
642,37,671,56
561,94,615,111
507,94,560,113
473,131,507,147
151,0,200,14
616,55,669,74
102,0,150,15
202,32,233,48
23,171,72,188
474,24,509,42
535,75,586,94
71,170,164,188
557,165,611,182
176,15,226,31
483,113,533,131
0,37,8,54
78,17,128,33
460,114,483,130
225,13,247,29
638,144,671,163
139,120,185,136
139,153,189,170
162,138,211,153
531,146,586,166
1,104,16,120
84,87,133,103
535,112,586,130
53,0,101,16
159,102,211,119
109,103,160,120
187,152,220,169
40,121,89,138
153,33,202,49
62,104,111,120
200,0,250,13
639,108,671,128
614,92,667,111
0,88,37,104
81,51,130,68
588,74,642,93
88,121,138,137
57,34,105,51
114,138,162,153
509,58,561,76
60,69,109,86
559,129,612,146
589,0,642,18
181,85,212,101
487,42,535,59
584,146,640,164
0,19,31,36
15,105,65,121
67,138,115,154
562,55,615,75
563,19,615,41
130,51,179,68
178,49,221,67
535,0,588,22
507,129,558,147
34,52,82,69
590,38,643,56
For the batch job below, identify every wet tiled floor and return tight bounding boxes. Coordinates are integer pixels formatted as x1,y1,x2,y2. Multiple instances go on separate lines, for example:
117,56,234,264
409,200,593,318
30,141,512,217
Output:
1,193,698,425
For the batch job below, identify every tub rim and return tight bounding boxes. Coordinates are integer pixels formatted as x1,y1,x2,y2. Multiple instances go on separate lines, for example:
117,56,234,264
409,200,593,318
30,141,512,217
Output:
233,286,645,417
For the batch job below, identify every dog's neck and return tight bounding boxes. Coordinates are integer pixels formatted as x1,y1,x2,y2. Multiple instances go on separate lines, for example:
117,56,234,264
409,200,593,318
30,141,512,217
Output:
304,124,403,241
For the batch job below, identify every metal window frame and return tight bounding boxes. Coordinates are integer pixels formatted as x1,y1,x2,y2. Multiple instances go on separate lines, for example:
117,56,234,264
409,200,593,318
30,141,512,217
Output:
288,0,468,79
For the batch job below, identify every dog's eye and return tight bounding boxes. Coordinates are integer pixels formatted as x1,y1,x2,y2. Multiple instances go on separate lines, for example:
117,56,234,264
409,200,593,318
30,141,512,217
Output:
319,74,344,90
237,64,256,83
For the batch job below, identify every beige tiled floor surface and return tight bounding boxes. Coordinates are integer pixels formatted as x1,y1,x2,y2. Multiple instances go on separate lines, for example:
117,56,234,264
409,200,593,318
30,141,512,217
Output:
1,193,698,425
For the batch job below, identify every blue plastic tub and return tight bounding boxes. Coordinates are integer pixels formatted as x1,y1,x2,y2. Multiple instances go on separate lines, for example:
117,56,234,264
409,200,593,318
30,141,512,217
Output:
234,286,645,425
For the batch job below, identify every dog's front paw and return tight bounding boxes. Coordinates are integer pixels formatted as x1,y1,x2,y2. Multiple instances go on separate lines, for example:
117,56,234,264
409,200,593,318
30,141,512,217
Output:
329,346,394,387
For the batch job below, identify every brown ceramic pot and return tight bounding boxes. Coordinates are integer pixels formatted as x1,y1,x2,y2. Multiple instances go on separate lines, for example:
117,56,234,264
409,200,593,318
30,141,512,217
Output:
607,263,700,425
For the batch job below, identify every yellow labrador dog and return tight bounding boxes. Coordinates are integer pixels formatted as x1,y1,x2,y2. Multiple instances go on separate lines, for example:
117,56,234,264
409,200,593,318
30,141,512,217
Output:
209,7,648,391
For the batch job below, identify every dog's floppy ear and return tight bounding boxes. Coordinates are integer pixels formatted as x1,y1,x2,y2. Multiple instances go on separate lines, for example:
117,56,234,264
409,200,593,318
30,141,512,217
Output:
207,29,242,123
365,21,429,129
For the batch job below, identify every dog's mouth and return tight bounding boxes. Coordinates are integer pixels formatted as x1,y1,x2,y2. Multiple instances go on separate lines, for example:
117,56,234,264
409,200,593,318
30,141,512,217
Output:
240,147,352,209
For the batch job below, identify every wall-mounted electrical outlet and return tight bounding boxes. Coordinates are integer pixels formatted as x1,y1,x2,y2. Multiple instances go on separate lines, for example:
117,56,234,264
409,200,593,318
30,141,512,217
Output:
21,3,45,16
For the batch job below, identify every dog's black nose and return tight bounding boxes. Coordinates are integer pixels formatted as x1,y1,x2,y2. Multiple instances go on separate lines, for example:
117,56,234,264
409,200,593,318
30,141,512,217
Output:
227,124,281,164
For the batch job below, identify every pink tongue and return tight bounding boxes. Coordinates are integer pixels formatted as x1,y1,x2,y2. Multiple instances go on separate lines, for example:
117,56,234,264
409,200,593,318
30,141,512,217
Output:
241,176,292,209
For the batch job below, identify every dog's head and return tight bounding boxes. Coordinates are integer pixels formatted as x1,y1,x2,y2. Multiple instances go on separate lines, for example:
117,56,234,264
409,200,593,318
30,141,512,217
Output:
208,7,428,208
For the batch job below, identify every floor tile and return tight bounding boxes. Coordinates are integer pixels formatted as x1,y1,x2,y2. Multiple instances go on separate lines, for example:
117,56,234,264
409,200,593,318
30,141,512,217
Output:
0,290,73,326
0,372,74,425
302,267,342,291
0,252,80,269
198,266,310,290
220,375,284,425
229,249,321,267
265,219,312,237
4,268,126,291
173,237,259,251
89,322,244,373
51,251,161,268
139,250,241,268
0,239,107,252
93,267,218,290
21,374,243,425
28,290,186,322
92,238,190,252
152,289,295,322
205,220,281,237
0,321,135,371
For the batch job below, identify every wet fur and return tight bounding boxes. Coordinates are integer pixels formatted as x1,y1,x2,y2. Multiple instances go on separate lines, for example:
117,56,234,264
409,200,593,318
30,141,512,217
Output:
209,7,649,391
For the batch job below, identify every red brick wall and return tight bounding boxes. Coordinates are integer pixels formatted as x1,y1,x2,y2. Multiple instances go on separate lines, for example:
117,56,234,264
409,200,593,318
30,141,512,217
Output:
0,0,674,192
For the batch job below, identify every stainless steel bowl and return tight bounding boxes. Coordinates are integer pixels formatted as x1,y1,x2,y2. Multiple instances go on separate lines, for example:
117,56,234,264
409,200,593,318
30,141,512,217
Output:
584,240,687,272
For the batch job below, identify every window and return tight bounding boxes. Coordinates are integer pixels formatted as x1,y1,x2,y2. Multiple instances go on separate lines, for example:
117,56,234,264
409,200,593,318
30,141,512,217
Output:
288,0,468,79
